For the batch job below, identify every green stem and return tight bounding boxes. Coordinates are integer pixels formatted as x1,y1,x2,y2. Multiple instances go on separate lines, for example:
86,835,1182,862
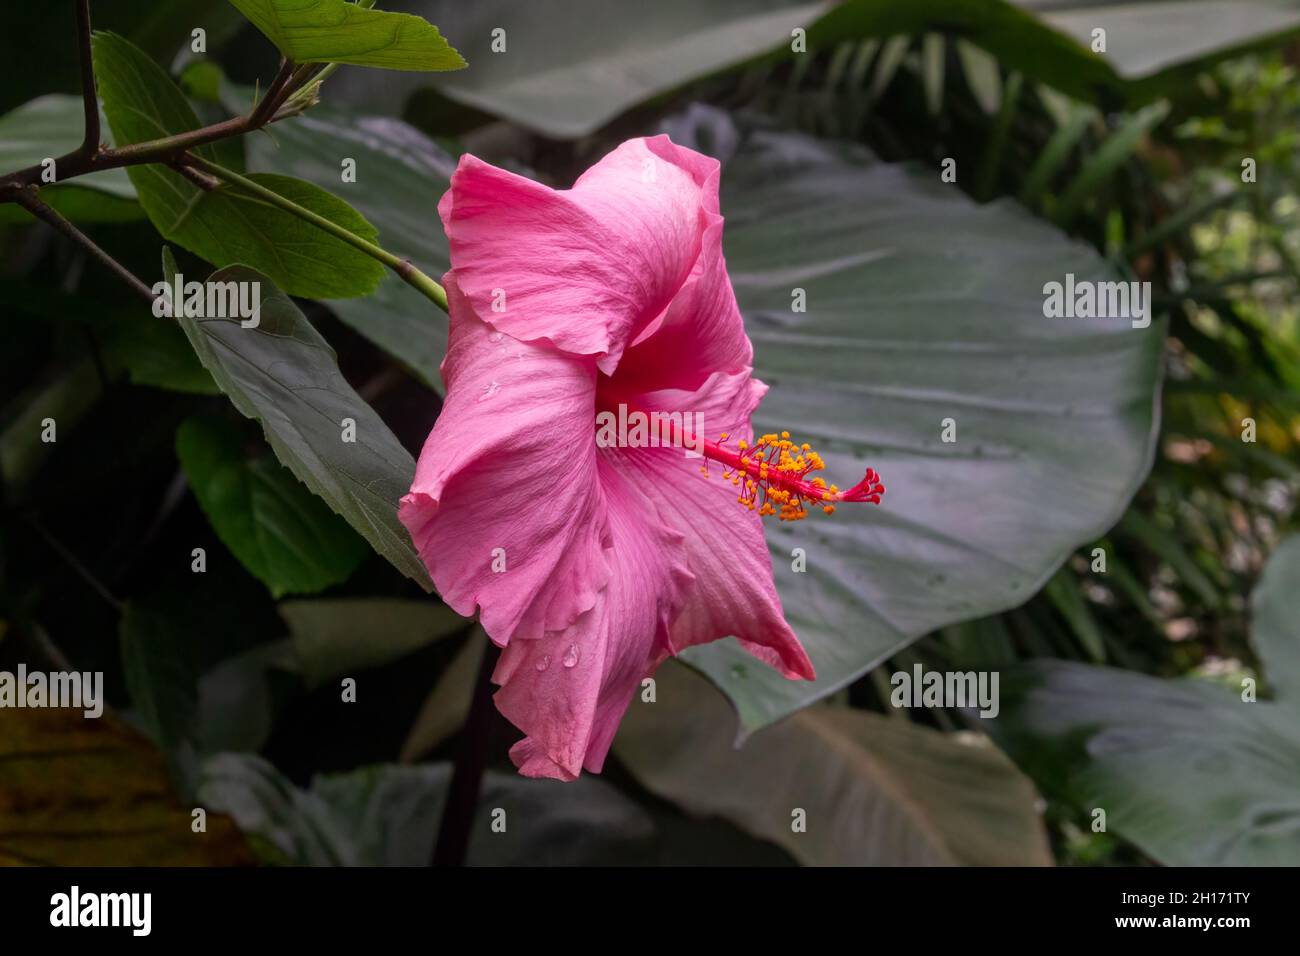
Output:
185,154,448,313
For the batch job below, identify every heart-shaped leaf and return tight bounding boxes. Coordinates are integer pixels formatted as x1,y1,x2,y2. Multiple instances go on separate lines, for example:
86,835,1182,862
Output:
166,250,433,589
177,416,370,597
277,597,469,690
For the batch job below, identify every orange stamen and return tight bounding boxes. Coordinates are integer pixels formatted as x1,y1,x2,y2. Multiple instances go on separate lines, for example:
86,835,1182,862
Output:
655,415,885,522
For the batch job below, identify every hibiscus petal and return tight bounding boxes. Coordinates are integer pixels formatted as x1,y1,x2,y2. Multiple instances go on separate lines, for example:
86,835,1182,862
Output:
615,190,754,394
398,279,611,645
437,137,713,374
613,369,816,681
493,462,693,780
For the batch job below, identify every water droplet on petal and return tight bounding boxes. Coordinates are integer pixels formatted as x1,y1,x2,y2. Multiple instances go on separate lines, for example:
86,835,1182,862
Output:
535,654,551,672
489,331,504,343
562,644,580,668
479,380,501,401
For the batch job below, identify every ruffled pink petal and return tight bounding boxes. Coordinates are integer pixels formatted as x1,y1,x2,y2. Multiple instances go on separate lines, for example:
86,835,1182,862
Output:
437,137,714,374
614,189,753,394
610,369,815,680
398,278,610,645
493,461,693,780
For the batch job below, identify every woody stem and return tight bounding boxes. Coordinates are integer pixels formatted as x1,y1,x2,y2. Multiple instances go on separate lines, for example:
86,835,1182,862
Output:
431,637,501,866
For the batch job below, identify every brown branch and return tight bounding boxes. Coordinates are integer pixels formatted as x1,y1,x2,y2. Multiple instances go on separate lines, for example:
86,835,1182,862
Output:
1,114,259,193
249,58,296,127
13,187,155,303
0,7,302,197
74,0,99,155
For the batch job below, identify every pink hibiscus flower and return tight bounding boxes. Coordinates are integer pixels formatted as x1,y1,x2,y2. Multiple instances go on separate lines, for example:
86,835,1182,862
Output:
399,136,884,780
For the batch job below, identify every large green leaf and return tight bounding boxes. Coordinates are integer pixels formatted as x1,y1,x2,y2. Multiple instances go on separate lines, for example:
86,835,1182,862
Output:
199,755,655,865
331,1,1300,137
177,416,370,597
615,662,1052,865
117,580,296,788
99,306,220,395
987,534,1300,866
813,1,1300,106
1251,535,1300,709
0,95,140,224
229,0,465,71
239,101,454,384
671,111,1162,732
331,0,831,136
166,251,433,589
120,601,203,787
277,597,468,690
991,665,1300,865
1015,0,1300,95
93,31,384,298
400,628,485,761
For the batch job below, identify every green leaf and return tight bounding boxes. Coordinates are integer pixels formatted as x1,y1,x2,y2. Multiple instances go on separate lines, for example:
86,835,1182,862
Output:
990,662,1300,865
1118,508,1223,610
988,534,1300,866
955,40,1002,115
813,0,1300,108
1054,100,1170,228
195,640,298,754
1251,535,1300,712
330,0,830,137
1018,101,1093,206
668,112,1162,733
238,99,454,384
920,33,945,116
93,31,384,298
615,662,1052,865
1018,0,1300,96
180,60,226,103
101,308,220,395
199,755,655,865
277,598,468,690
1042,567,1107,662
228,0,465,71
360,1,1300,136
117,579,285,788
0,95,141,224
165,250,434,590
399,628,485,761
177,416,370,597
120,601,202,788
0,357,105,497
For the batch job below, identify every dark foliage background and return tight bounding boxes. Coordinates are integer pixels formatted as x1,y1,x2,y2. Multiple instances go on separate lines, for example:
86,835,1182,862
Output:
1,1,1298,866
